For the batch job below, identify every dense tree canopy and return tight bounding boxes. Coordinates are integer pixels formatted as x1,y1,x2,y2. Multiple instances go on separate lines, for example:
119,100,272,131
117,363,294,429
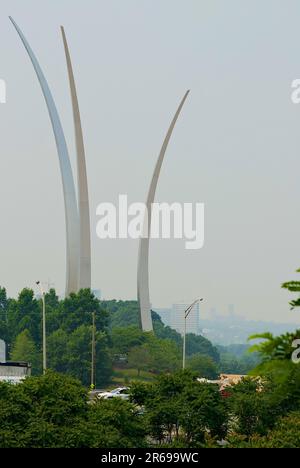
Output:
0,371,146,448
0,288,111,385
0,267,300,448
0,290,221,386
186,353,219,379
130,370,227,446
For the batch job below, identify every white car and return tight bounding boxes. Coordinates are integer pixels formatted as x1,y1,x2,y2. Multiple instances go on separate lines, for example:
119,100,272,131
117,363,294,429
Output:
97,386,130,400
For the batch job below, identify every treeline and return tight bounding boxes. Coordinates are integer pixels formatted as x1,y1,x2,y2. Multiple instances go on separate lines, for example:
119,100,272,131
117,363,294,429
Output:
1,269,299,448
0,287,111,385
128,360,300,448
217,344,260,375
0,287,228,385
1,364,300,448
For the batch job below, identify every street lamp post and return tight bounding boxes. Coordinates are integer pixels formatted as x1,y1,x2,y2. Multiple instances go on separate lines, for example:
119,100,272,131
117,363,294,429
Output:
36,281,46,374
91,311,96,389
182,298,203,370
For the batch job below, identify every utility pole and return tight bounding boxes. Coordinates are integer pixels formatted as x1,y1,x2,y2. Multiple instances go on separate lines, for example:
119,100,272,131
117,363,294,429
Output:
91,312,96,389
36,281,47,374
182,298,203,370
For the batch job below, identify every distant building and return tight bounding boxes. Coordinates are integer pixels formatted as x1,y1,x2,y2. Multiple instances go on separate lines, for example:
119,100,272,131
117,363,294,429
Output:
197,374,247,396
219,373,246,390
0,362,31,384
155,302,201,336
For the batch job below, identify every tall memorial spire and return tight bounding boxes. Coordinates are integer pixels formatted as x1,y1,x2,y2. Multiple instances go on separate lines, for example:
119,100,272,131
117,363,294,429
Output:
10,17,80,295
61,26,91,290
137,91,190,331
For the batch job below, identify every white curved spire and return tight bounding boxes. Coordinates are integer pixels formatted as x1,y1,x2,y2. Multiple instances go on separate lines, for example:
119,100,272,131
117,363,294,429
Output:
137,91,190,331
10,17,79,295
61,26,91,290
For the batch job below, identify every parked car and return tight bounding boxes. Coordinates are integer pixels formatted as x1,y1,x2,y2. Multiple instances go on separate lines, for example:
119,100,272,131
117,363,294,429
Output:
97,386,130,400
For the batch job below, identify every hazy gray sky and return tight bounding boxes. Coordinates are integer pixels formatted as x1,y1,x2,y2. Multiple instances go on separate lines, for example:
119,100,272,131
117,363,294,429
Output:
1,0,300,323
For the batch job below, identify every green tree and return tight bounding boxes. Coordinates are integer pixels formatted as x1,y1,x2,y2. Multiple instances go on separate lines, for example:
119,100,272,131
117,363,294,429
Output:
43,288,61,335
186,353,218,379
227,411,300,448
147,336,180,373
246,268,300,364
218,344,260,374
60,289,108,333
152,310,182,345
282,267,300,309
179,381,227,444
48,325,112,386
7,288,41,345
111,326,147,354
185,333,220,363
128,345,152,376
130,370,228,446
0,320,9,346
0,371,88,448
85,398,147,448
248,331,298,362
228,377,280,437
0,287,8,341
47,329,69,374
10,330,40,374
0,371,148,448
103,300,140,328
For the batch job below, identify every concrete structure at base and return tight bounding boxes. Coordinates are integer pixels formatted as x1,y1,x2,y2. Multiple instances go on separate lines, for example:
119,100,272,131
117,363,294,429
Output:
10,18,91,294
0,362,31,384
137,91,190,331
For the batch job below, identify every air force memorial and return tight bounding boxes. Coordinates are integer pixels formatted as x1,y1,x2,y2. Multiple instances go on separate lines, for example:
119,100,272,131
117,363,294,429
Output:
9,17,202,332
